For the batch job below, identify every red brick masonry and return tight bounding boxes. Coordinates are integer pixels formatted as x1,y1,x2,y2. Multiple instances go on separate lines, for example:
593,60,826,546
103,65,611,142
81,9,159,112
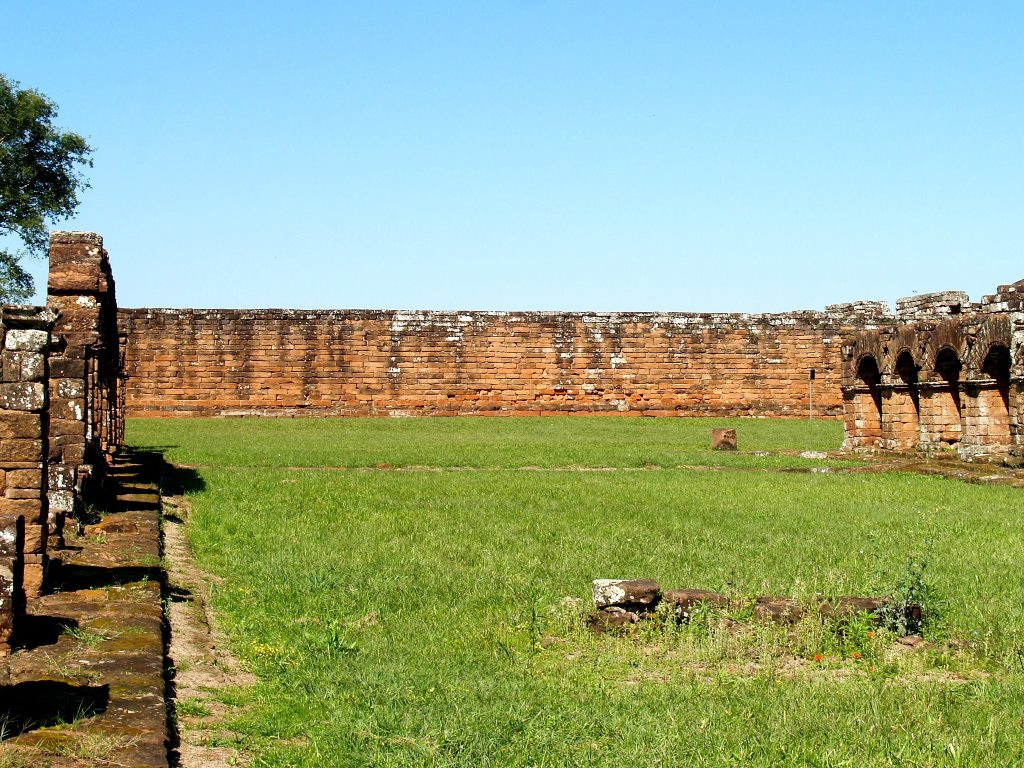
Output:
118,305,893,419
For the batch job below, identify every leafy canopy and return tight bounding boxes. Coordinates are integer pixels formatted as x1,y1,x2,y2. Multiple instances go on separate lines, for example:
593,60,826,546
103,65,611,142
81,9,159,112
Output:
0,74,92,302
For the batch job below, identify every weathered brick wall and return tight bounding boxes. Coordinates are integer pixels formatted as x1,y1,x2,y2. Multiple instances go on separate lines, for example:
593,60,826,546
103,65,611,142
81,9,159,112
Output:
119,305,893,419
0,307,53,650
48,232,122,526
0,232,125,653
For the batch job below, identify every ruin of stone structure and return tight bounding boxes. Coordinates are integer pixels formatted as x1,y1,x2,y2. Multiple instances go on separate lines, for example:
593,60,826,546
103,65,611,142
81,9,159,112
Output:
1,230,1021,653
0,232,124,652
118,303,892,419
841,284,1023,461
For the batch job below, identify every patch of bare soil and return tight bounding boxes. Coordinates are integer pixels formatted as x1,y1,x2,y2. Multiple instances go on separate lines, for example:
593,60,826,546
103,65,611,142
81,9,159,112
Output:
163,494,255,768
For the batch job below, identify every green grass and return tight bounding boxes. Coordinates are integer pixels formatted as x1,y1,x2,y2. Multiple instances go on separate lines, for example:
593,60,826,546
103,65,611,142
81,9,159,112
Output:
127,417,1024,766
128,415,847,469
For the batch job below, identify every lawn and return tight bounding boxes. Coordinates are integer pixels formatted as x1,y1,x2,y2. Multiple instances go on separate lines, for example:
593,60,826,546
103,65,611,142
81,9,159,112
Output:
128,417,1024,767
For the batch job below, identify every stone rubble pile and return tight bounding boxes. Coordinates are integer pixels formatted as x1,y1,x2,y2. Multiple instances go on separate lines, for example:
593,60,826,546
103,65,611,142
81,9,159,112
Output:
588,578,917,633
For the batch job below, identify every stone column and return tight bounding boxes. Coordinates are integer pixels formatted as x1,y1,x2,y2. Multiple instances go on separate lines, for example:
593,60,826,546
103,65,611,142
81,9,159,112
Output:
47,232,122,530
0,307,54,652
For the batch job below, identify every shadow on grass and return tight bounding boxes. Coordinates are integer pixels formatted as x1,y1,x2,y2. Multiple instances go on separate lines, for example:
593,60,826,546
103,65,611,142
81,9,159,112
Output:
122,446,207,496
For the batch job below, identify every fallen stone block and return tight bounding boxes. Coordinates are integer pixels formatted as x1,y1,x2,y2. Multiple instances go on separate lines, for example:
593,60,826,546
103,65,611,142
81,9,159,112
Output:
587,606,641,633
753,596,802,624
662,588,730,619
592,578,661,610
711,428,737,451
817,596,887,623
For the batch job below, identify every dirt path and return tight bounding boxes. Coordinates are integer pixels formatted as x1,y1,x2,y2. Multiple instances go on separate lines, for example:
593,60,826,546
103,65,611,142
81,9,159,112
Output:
163,494,255,768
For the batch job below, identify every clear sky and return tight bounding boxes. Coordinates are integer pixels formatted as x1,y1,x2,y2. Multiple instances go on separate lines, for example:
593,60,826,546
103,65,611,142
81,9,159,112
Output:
6,2,1022,312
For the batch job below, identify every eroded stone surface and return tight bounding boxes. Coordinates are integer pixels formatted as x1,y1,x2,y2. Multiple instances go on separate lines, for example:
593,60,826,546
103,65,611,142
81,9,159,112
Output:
0,457,167,768
592,578,661,609
663,588,730,616
711,428,737,451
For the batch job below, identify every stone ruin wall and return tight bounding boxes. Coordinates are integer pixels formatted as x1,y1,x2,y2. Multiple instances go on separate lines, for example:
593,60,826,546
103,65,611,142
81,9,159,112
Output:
0,232,123,651
0,306,54,644
842,282,1024,460
118,304,895,419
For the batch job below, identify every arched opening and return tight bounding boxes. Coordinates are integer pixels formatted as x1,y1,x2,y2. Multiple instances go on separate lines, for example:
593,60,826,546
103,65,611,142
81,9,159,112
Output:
888,351,921,449
847,355,883,447
921,347,963,446
977,345,1012,447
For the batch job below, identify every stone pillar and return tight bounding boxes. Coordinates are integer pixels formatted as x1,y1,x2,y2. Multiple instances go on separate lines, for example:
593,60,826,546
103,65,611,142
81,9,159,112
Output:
842,386,883,449
0,307,54,652
1011,313,1024,456
47,232,122,530
880,384,921,450
917,380,962,449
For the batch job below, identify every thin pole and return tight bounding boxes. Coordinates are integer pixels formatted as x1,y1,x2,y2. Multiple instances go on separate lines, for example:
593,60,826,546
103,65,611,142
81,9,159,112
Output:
808,369,814,420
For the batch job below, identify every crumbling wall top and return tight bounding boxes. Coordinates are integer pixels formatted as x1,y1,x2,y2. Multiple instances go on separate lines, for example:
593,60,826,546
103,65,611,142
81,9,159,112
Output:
49,231,104,246
895,291,972,321
981,280,1024,313
48,231,113,297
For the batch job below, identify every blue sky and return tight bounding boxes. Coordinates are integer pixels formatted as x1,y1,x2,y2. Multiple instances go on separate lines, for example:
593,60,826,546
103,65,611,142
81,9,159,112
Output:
6,2,1022,312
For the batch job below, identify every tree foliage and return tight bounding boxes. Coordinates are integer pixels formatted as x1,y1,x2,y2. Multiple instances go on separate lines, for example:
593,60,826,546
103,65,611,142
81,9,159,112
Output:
0,74,92,302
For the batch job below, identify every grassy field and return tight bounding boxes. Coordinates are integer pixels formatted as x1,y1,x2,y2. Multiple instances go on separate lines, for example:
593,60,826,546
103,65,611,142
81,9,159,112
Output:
128,417,1024,767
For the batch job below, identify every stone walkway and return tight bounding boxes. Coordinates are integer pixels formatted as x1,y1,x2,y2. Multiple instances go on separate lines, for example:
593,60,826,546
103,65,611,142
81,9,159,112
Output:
0,453,169,768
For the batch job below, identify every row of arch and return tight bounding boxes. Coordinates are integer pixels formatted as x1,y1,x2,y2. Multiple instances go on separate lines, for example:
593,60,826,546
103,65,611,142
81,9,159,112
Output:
842,317,1021,457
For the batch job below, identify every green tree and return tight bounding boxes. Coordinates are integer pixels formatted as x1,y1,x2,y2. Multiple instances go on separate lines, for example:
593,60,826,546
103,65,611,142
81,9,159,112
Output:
0,74,92,302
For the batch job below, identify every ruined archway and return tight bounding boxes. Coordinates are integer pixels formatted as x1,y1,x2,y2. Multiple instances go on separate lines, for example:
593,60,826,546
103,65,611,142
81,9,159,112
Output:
884,350,921,449
967,344,1013,449
844,355,883,448
919,347,963,448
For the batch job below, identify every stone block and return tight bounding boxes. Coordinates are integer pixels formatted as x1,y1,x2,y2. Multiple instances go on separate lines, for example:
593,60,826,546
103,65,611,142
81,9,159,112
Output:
587,606,640,633
0,383,46,412
3,329,48,352
662,588,730,616
49,357,87,378
0,497,41,517
4,487,41,500
0,412,42,439
0,439,44,463
48,490,76,513
48,465,76,490
8,469,42,489
753,597,802,624
49,441,85,463
817,596,887,623
22,562,44,599
56,378,85,399
2,351,45,382
49,397,85,422
0,515,22,556
711,428,737,451
592,578,661,609
23,523,46,554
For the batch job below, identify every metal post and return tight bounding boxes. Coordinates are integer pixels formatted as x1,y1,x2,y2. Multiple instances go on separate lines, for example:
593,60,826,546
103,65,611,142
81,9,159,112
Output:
809,369,815,420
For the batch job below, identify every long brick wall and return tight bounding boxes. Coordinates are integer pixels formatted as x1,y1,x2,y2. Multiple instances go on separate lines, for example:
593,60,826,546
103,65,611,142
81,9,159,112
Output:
118,306,892,418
